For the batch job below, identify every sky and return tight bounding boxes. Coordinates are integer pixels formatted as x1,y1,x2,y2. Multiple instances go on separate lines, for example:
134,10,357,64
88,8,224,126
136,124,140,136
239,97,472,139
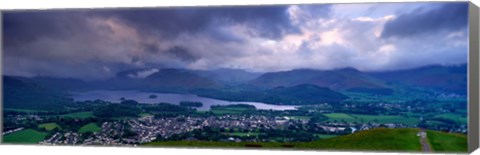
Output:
2,2,469,80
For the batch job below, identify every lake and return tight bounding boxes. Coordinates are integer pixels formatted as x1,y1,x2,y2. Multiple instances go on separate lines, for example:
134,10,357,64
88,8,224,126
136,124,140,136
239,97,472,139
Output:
71,90,298,111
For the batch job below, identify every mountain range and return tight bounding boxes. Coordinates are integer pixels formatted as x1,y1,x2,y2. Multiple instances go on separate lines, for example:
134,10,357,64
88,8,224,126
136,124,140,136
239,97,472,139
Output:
3,64,467,108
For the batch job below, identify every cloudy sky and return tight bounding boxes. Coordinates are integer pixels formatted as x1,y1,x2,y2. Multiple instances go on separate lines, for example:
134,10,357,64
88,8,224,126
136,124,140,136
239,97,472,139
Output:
3,2,469,79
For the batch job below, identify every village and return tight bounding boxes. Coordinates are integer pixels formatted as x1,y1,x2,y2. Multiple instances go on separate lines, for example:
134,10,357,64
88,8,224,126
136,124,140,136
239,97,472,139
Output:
35,113,417,146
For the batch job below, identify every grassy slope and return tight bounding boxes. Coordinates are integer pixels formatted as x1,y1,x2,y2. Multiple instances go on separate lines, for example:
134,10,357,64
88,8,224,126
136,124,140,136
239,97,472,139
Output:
426,130,467,153
3,129,48,144
145,128,421,152
78,123,102,133
297,128,421,151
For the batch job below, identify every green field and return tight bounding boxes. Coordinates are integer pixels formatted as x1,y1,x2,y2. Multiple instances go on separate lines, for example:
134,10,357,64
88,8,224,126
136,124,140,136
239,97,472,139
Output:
324,113,357,122
139,113,153,117
59,111,94,119
3,129,48,144
433,114,467,124
211,106,253,115
38,122,61,131
426,130,467,152
324,113,419,125
78,123,102,133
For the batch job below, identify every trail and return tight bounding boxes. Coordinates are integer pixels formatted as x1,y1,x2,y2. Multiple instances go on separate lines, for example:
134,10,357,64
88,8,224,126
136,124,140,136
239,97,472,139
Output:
418,129,432,152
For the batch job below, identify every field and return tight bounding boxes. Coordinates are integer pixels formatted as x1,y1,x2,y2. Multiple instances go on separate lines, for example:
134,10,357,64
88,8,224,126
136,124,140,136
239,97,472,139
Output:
38,123,61,131
432,114,467,124
324,113,357,122
139,113,153,117
59,112,94,119
324,113,419,125
314,134,338,139
145,128,422,151
210,105,255,115
3,129,48,144
78,123,102,133
426,130,467,152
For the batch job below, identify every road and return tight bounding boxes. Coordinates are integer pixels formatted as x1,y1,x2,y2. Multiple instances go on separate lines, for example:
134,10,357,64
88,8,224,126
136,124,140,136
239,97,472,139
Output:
418,129,432,152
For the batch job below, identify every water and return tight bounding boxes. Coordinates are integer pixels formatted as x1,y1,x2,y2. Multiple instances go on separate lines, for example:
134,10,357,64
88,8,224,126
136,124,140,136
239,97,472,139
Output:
71,90,298,111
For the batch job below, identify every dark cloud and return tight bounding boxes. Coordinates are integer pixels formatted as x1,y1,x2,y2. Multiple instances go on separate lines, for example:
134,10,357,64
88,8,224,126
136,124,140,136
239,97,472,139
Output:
3,11,91,47
1,3,467,80
92,5,300,40
381,2,468,38
165,46,198,63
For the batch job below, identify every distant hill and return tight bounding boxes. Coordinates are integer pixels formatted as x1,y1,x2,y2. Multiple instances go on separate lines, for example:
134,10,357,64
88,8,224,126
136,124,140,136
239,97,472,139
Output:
250,68,392,95
368,64,467,95
143,68,221,92
3,76,72,110
194,68,261,84
144,128,467,152
23,76,89,91
195,84,348,105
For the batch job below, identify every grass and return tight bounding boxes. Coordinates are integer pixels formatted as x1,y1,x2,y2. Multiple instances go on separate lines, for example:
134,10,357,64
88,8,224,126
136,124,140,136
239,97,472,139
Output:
426,130,467,152
297,128,421,151
2,129,48,144
59,111,94,119
145,128,422,152
78,123,102,133
433,114,467,124
38,122,61,131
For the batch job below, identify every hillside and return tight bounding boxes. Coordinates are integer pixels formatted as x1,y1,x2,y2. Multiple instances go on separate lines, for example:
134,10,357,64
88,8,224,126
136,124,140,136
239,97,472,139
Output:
250,68,392,94
194,84,348,105
144,128,467,152
143,68,221,92
194,68,261,84
3,76,72,110
368,64,467,95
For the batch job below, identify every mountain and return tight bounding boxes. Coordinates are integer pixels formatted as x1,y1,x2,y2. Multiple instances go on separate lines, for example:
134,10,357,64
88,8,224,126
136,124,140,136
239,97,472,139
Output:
3,76,72,110
265,84,348,104
194,68,261,84
368,64,467,95
195,84,348,105
24,76,89,91
250,68,391,94
142,68,221,92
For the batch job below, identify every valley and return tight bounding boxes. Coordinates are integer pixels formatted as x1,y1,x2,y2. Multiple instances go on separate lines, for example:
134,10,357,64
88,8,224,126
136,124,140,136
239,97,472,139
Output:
2,65,468,152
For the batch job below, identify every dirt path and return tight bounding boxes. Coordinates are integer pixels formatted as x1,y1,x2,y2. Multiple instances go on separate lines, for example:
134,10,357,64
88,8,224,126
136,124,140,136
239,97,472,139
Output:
418,129,432,152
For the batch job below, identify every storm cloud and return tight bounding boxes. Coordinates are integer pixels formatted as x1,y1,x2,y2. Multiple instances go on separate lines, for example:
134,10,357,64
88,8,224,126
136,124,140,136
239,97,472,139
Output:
381,2,468,38
2,2,469,80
